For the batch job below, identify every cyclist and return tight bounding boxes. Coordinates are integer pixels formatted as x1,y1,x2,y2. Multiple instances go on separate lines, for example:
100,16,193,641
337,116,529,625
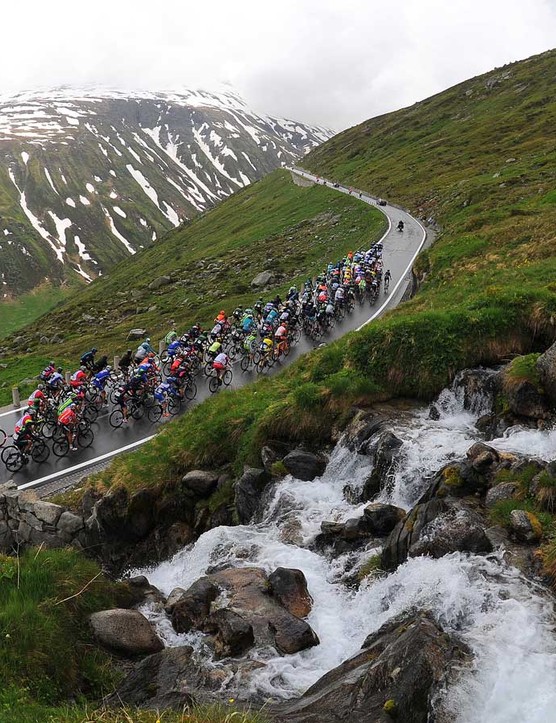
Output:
46,367,65,397
397,220,404,232
92,366,112,405
164,326,178,347
384,269,392,293
92,354,109,373
154,380,172,417
13,408,37,454
70,366,88,390
80,348,97,371
118,349,133,374
39,361,56,381
213,351,230,385
274,323,289,357
58,403,79,451
27,384,47,413
134,337,154,363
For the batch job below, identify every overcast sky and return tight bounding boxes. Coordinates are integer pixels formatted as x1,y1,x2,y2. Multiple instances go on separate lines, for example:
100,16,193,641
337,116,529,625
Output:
1,0,555,130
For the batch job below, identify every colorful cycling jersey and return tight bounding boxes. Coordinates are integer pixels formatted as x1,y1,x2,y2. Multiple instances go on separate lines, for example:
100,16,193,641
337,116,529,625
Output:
164,330,178,345
167,340,181,354
275,325,287,339
58,408,77,426
28,389,45,406
14,413,34,436
243,334,257,351
210,323,223,337
214,352,228,366
335,287,345,300
266,309,279,323
58,394,78,416
241,317,256,332
209,341,222,355
47,372,63,388
40,364,56,380
70,369,87,388
154,382,171,401
260,338,273,351
92,369,111,388
170,358,182,374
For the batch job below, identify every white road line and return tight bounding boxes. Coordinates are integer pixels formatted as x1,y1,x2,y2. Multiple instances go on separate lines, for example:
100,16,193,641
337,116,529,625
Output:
0,405,26,418
17,435,156,491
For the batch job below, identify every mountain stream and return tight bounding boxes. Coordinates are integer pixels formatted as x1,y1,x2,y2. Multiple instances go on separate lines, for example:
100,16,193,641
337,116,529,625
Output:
134,375,556,722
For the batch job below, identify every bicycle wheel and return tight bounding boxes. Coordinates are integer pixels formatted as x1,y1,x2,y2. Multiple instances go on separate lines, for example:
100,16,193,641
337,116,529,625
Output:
53,438,70,457
0,428,6,448
31,439,50,464
109,409,125,428
130,400,145,420
168,397,182,415
2,445,24,473
163,360,173,377
222,370,233,387
77,427,94,449
41,419,57,439
83,404,98,424
208,376,220,394
148,404,163,423
240,355,251,373
160,350,169,363
184,381,197,401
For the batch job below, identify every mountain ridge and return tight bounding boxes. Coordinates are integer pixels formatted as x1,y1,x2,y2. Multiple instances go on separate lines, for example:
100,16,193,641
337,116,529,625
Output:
0,87,331,297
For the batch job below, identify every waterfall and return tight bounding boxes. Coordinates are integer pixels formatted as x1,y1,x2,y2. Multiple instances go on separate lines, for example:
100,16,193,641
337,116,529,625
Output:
133,371,556,719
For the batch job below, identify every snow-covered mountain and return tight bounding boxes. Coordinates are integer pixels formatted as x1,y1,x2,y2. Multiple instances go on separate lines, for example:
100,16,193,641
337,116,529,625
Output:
0,87,332,296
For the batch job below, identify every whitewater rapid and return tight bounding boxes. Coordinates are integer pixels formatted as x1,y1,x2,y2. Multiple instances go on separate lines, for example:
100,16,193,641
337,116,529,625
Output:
134,375,556,722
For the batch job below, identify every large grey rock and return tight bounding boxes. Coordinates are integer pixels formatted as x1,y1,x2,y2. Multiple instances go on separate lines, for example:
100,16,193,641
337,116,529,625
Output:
282,450,326,481
148,275,172,290
272,611,471,723
90,609,163,657
127,328,147,340
235,467,270,523
485,481,520,508
181,470,218,497
57,511,84,536
172,567,319,656
251,270,274,287
381,499,492,571
537,343,556,406
508,509,542,543
504,378,550,419
32,501,63,526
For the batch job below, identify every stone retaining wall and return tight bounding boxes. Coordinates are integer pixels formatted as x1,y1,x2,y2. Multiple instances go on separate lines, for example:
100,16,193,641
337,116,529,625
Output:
0,481,86,552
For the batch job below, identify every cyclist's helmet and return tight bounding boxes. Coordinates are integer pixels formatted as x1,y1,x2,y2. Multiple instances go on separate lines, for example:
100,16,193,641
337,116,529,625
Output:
37,384,45,391
92,347,97,353
49,360,55,366
146,337,151,342
127,349,132,353
106,365,112,372
80,365,87,371
57,367,63,372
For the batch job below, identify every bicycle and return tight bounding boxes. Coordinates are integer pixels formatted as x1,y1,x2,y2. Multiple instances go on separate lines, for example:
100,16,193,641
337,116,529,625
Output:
2,434,50,472
52,420,94,457
208,368,233,393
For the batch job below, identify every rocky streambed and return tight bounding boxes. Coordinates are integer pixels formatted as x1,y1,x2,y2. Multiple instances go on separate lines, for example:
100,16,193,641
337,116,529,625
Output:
80,361,556,723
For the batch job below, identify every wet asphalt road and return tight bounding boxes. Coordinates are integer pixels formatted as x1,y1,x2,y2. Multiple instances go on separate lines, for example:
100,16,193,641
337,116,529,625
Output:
0,169,427,491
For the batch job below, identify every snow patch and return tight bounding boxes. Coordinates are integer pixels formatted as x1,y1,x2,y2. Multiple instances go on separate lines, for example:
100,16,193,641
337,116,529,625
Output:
79,195,90,206
113,206,127,218
65,197,76,208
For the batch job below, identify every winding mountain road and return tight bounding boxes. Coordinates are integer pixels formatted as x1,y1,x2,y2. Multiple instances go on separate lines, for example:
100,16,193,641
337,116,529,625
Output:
0,169,428,493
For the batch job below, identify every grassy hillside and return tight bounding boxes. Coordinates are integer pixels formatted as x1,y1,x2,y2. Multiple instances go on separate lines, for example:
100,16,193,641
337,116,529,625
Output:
0,170,386,406
68,49,556,503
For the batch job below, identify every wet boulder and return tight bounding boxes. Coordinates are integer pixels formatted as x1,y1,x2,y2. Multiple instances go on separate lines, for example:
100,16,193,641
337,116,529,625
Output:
485,481,520,508
205,609,254,658
282,450,326,481
268,567,313,618
500,366,550,420
381,499,492,571
272,611,470,723
363,503,406,536
536,343,556,406
235,467,270,523
361,431,403,501
90,609,163,657
508,509,543,543
171,567,319,656
181,470,219,497
454,368,498,413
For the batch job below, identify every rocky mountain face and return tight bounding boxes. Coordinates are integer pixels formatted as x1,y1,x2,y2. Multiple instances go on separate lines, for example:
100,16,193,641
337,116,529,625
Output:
0,88,331,296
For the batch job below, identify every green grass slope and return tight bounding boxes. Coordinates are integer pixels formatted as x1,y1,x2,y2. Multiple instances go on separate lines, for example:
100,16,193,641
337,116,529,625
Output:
70,48,556,502
0,170,385,405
